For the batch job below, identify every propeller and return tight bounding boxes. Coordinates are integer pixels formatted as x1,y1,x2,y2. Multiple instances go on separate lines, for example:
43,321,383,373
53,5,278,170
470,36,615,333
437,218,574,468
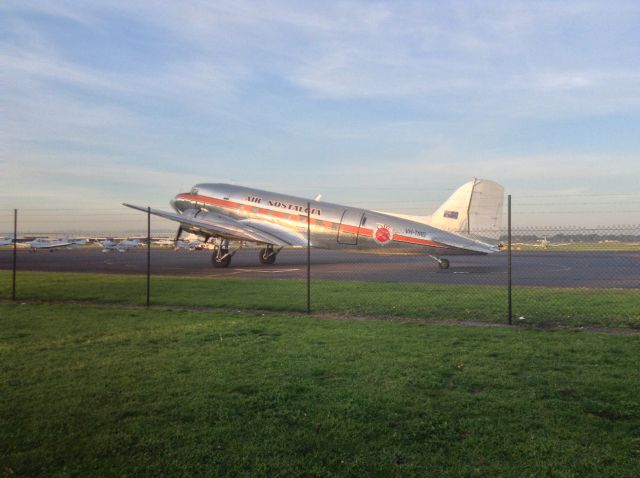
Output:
174,226,183,247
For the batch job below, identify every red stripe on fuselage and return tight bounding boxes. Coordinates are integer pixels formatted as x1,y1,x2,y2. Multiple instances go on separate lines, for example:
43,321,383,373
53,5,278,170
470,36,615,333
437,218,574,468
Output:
176,193,240,210
175,193,447,248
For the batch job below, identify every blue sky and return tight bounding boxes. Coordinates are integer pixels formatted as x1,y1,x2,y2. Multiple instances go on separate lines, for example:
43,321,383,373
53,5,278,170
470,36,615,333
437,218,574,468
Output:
2,0,640,230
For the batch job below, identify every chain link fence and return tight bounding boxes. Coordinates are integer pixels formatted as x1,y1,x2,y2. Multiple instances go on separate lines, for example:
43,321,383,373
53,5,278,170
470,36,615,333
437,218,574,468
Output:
1,206,638,328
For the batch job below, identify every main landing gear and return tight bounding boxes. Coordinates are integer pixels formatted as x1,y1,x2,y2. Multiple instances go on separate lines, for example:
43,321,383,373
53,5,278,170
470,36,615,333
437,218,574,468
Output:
258,246,282,265
211,240,239,268
212,246,232,268
211,242,282,268
429,255,450,270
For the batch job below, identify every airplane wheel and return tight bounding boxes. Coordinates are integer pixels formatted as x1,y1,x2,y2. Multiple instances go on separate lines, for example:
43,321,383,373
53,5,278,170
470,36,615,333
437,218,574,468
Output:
259,248,277,265
212,247,231,268
438,258,450,270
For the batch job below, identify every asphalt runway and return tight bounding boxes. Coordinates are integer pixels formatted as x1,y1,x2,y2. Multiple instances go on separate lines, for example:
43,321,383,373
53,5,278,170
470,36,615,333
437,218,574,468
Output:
1,247,639,288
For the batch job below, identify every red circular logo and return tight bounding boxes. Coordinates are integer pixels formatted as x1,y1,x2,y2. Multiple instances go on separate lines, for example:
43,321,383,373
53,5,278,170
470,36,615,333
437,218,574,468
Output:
375,226,392,244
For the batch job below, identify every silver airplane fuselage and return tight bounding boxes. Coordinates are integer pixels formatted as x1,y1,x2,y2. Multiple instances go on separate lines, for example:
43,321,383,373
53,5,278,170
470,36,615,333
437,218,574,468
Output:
170,183,496,256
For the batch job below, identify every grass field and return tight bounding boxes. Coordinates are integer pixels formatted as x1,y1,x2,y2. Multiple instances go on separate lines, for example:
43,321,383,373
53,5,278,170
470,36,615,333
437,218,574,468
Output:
1,303,639,477
1,271,639,329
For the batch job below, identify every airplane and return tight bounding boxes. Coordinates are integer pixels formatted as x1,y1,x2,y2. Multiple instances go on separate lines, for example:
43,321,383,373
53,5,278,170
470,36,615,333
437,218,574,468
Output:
23,238,73,252
152,238,177,247
124,178,504,269
100,239,140,253
174,239,205,251
64,237,89,246
151,238,203,250
511,236,574,250
0,237,14,246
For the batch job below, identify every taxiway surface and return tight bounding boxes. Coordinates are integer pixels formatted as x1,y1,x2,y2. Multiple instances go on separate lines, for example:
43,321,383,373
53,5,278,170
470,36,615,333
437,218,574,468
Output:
1,247,639,288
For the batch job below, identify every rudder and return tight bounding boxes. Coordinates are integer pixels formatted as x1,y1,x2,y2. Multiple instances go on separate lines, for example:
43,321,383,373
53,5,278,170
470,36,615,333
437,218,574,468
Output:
429,178,504,234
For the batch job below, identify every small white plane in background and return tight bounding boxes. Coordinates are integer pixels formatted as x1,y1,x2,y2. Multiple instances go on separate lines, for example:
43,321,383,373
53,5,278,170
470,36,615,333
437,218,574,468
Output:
100,239,140,253
512,236,573,249
23,238,73,252
174,239,204,251
125,178,504,269
152,238,203,250
152,238,177,247
0,237,15,246
65,237,89,246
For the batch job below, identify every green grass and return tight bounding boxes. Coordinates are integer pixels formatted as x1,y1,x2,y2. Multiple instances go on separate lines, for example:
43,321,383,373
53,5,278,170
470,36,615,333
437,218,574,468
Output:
1,304,639,477
1,271,639,329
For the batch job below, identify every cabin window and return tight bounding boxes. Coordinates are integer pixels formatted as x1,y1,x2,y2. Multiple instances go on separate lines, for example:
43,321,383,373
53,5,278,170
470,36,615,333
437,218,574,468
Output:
191,187,199,195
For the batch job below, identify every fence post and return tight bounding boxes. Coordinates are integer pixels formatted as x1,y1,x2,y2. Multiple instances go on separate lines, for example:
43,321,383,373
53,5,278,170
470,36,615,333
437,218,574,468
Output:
147,206,151,307
307,201,311,314
508,195,512,325
12,209,17,301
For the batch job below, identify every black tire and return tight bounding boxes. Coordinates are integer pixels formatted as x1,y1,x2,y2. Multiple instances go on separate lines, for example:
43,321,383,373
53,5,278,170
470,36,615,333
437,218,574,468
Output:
259,248,277,265
438,258,450,270
212,248,231,268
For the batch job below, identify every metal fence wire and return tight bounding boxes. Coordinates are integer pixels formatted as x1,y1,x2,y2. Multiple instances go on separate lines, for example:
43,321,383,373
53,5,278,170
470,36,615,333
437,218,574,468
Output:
0,205,638,329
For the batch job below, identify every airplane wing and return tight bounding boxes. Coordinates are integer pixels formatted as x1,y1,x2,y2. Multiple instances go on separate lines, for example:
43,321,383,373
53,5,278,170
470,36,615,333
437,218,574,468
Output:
123,204,300,246
30,241,73,249
237,219,307,247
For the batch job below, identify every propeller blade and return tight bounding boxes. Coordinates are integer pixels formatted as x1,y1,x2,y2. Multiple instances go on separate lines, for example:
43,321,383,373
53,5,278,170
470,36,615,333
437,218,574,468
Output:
174,226,183,245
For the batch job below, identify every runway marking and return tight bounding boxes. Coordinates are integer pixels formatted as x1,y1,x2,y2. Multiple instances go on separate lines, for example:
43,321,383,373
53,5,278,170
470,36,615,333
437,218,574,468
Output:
512,259,572,273
203,271,245,277
235,268,301,274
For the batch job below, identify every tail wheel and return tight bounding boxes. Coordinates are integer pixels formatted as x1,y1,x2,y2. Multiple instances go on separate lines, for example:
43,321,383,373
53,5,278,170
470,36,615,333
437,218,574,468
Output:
438,258,450,270
212,247,232,268
259,248,277,265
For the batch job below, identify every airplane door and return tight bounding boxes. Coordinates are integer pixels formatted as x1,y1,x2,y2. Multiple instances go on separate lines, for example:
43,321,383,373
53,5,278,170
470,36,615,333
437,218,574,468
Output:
337,209,364,245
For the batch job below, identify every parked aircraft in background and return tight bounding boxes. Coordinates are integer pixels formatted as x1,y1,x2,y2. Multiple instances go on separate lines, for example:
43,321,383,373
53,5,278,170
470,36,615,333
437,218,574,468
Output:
175,239,205,251
64,237,89,246
100,239,140,253
512,236,573,249
124,178,504,269
23,238,73,252
152,238,176,247
0,237,14,246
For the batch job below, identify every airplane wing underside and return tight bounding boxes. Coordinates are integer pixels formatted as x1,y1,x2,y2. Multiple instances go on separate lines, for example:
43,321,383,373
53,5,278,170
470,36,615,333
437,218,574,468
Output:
237,219,307,247
123,204,299,246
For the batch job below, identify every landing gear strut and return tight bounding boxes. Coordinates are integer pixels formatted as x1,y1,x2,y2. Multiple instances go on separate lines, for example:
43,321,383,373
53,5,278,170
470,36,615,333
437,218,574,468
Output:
429,255,450,270
211,239,243,267
259,246,281,265
212,246,231,268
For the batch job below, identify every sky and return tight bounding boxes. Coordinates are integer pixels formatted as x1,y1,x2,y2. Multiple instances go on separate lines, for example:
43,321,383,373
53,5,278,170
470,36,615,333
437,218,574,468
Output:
2,0,640,232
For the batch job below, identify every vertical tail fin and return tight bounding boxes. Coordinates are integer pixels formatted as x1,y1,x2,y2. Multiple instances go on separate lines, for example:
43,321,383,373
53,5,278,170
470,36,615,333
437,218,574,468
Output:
429,178,504,233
